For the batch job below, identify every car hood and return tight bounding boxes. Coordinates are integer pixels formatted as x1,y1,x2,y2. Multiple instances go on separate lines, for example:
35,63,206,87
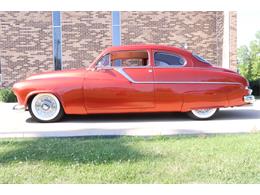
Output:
26,68,85,80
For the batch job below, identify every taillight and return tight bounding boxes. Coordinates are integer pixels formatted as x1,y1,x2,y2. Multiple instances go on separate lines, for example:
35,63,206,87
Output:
245,86,253,95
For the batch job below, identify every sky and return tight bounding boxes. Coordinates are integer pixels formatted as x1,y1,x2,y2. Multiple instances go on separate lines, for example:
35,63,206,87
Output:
237,11,260,47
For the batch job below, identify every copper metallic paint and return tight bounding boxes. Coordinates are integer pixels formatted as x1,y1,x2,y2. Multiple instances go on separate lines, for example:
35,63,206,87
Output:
12,45,250,115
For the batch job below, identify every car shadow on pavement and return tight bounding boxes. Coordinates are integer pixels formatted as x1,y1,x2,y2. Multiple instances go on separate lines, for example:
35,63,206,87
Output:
215,109,260,120
26,112,189,123
25,108,260,123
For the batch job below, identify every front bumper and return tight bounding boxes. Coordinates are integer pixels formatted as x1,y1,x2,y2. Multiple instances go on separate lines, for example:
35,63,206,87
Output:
244,95,255,104
13,104,25,110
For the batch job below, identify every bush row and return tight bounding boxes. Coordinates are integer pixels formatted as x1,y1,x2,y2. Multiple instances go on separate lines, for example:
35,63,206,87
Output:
249,79,260,97
0,88,17,102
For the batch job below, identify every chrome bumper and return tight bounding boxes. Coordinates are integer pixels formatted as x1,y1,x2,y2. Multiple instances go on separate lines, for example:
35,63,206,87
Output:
244,95,255,104
13,104,25,110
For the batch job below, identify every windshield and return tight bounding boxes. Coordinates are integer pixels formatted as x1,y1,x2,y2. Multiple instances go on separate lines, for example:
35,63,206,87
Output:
192,52,211,64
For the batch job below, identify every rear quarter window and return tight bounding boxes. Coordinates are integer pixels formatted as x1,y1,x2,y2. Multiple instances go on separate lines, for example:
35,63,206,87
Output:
154,52,186,67
192,52,211,64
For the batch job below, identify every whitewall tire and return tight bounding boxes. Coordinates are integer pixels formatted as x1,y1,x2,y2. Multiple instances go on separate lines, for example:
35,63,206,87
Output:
29,93,64,122
187,108,218,120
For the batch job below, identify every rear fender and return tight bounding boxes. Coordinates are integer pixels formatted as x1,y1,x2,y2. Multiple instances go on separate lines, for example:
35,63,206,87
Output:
181,87,229,112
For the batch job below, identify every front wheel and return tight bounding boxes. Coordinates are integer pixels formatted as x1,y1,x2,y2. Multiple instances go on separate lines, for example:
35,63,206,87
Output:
29,93,64,122
187,108,219,120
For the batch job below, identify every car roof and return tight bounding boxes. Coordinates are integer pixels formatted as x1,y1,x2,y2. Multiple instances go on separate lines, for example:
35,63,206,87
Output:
91,44,194,67
102,44,191,54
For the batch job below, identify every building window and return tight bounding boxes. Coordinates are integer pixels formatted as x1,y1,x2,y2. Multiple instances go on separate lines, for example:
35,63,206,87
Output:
112,11,121,46
112,11,121,66
52,11,62,70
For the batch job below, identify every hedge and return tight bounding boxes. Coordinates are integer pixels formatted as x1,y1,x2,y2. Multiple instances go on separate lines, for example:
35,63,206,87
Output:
0,88,17,102
249,79,260,97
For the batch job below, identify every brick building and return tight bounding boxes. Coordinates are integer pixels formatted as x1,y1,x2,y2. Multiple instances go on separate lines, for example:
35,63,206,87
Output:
0,11,237,87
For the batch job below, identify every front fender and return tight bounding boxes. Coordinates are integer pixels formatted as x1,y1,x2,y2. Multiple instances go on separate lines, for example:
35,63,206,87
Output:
13,77,87,114
25,90,64,109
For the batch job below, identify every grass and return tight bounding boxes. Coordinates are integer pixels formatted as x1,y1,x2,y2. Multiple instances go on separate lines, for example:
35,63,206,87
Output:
0,134,260,183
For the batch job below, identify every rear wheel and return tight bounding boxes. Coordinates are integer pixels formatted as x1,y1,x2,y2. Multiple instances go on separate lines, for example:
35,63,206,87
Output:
187,108,218,120
29,93,64,122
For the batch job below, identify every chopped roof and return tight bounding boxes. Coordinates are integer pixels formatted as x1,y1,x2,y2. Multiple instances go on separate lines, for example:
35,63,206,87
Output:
103,44,191,54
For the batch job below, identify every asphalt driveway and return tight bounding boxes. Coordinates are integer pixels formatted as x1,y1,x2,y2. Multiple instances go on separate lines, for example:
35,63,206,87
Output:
0,101,260,138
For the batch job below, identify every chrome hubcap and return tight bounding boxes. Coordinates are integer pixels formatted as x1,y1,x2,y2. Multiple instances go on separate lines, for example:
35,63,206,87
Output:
42,103,50,111
191,108,217,119
31,94,60,121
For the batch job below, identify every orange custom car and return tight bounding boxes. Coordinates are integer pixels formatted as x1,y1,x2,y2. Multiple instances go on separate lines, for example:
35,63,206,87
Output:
13,45,255,122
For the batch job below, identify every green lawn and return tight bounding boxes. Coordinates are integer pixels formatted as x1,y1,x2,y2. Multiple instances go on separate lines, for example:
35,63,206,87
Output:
0,134,260,183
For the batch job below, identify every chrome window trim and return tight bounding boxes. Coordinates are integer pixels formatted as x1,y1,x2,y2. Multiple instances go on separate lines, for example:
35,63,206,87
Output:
154,51,187,67
113,67,242,85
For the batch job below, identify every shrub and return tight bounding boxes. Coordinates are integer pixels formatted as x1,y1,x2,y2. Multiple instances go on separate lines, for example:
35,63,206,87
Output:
249,79,260,96
0,88,17,102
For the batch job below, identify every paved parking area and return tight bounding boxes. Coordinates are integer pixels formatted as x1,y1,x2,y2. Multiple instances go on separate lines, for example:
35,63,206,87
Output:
0,101,260,138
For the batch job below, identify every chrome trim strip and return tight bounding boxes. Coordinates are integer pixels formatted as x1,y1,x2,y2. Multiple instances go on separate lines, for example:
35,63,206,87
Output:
113,67,242,85
152,66,185,68
115,67,136,83
122,66,151,68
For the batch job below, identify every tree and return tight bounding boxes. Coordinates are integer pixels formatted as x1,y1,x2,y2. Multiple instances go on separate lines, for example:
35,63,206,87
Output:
237,45,251,79
237,31,260,81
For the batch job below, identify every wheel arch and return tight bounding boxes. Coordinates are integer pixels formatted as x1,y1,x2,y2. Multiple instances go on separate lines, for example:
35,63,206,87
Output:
25,90,65,111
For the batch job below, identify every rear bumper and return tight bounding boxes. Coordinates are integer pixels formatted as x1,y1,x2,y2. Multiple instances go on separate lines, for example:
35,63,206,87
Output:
244,95,255,104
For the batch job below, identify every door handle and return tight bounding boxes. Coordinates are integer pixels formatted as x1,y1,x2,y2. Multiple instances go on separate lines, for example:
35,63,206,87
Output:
148,69,153,73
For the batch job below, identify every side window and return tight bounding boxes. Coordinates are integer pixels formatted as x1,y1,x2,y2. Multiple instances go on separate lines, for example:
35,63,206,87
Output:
111,51,149,67
96,54,110,67
192,52,211,64
154,52,185,67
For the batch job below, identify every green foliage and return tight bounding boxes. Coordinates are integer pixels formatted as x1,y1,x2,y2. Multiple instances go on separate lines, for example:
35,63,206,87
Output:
0,88,17,102
238,31,260,81
249,79,260,96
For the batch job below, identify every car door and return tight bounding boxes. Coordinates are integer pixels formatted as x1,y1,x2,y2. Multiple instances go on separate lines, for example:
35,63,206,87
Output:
84,50,155,113
152,50,186,112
